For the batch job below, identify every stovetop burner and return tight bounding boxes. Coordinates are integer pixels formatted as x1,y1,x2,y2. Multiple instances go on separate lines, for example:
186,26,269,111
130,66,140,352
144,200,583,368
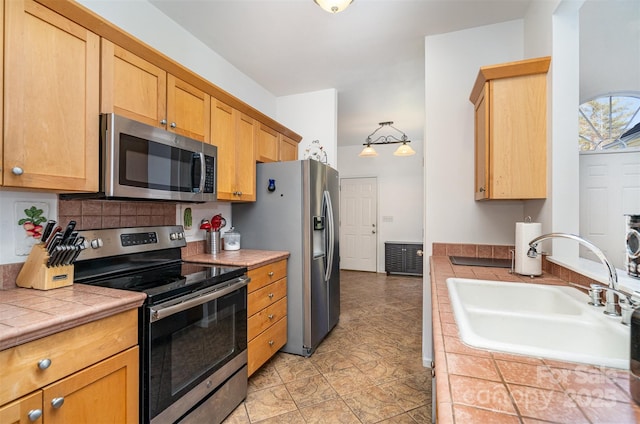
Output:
84,261,246,304
72,225,247,304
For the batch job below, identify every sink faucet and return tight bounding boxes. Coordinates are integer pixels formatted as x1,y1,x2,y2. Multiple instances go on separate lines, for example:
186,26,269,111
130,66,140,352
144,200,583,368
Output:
527,232,621,317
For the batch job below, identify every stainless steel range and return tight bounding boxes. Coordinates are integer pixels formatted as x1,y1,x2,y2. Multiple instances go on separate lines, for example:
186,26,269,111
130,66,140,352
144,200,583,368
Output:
73,225,249,424
627,215,640,279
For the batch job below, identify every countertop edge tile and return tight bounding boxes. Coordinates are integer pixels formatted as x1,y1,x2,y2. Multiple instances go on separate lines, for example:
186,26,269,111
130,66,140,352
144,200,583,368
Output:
0,284,146,351
184,249,290,270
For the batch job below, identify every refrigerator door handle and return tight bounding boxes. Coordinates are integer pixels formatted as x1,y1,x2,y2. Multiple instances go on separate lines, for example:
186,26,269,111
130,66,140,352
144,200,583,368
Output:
323,190,335,282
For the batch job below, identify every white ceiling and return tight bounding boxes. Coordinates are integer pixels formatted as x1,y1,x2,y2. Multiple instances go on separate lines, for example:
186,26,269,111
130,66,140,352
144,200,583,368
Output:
149,0,532,146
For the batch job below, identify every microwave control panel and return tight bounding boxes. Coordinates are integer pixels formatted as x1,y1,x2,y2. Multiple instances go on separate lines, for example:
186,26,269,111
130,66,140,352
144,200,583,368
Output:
204,156,215,193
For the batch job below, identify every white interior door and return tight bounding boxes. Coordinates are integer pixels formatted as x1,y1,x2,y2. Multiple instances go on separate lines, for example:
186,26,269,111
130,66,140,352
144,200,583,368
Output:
340,177,377,272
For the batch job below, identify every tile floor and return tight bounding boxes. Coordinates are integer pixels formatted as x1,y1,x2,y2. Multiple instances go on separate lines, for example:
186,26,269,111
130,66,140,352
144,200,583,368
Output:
223,270,431,423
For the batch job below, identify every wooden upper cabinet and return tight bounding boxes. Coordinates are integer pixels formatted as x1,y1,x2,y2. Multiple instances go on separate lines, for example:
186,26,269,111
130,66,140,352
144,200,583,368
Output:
101,39,210,142
3,0,99,191
256,123,279,163
279,134,298,162
211,100,256,201
469,56,550,200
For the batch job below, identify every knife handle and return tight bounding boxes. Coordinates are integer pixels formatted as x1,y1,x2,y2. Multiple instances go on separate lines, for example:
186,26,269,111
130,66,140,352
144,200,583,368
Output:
40,220,56,244
45,226,62,248
60,220,76,243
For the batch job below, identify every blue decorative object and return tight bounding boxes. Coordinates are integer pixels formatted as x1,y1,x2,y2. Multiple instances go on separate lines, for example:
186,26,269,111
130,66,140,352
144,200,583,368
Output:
268,179,276,192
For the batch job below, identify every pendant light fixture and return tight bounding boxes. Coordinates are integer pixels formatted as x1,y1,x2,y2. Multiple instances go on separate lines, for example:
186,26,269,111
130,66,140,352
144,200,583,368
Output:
314,0,353,14
359,121,416,157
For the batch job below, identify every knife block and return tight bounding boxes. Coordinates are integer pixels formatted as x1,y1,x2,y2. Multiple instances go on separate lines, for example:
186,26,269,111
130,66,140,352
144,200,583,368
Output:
16,244,74,290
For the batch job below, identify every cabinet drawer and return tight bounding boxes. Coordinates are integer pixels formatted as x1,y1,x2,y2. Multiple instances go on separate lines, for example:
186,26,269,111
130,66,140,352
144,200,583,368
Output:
0,309,137,406
248,278,287,316
247,259,287,293
248,297,287,341
248,316,287,376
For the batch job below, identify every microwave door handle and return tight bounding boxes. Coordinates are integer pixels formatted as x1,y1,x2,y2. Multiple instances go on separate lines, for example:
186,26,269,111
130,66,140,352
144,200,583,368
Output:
191,152,205,193
199,152,206,193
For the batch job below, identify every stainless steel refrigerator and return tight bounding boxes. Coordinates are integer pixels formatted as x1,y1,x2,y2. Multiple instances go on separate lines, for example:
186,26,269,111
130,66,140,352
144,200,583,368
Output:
232,159,340,357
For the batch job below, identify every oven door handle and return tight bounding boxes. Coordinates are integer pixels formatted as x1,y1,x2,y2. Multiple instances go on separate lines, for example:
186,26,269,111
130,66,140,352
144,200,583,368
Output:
150,276,250,322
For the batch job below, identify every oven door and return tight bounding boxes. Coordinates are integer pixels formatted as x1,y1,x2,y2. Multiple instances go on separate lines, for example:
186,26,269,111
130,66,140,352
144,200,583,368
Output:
144,276,249,423
103,113,216,202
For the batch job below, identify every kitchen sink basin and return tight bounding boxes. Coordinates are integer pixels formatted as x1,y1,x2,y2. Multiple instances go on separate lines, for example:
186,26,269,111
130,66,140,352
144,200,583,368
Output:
446,278,630,369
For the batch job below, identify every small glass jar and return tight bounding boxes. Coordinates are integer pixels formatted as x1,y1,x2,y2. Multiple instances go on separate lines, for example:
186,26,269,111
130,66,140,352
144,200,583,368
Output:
223,227,241,251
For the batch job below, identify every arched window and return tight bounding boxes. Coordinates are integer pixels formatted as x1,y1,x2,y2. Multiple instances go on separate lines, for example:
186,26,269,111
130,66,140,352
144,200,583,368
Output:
578,93,640,151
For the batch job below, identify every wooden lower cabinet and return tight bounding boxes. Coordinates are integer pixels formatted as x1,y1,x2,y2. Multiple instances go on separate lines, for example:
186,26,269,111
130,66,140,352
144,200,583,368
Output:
246,259,288,376
0,310,139,423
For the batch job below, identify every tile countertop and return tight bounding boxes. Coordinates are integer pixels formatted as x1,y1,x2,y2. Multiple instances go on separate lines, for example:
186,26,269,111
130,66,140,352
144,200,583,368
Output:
0,284,145,351
184,249,289,270
430,255,640,423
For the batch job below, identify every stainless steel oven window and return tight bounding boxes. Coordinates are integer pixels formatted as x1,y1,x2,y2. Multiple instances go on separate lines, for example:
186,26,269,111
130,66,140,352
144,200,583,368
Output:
146,281,248,421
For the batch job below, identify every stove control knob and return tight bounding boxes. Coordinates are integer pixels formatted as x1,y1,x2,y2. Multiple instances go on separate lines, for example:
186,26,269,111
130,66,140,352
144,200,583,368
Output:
178,232,184,239
170,233,177,240
90,238,104,249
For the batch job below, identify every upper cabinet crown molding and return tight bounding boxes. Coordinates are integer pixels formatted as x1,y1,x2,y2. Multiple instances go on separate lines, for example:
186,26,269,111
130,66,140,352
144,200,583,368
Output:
35,0,302,143
469,56,551,104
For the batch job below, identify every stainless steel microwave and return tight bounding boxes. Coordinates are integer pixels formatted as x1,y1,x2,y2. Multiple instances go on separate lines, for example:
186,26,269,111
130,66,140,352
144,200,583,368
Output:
89,113,217,202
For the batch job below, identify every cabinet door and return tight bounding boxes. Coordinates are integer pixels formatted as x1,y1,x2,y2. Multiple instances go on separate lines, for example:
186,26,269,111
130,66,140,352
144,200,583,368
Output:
490,74,547,199
43,347,139,424
4,0,99,191
235,112,256,201
211,100,236,200
100,39,167,129
255,123,279,163
279,134,298,162
474,84,489,200
0,392,43,424
167,74,210,142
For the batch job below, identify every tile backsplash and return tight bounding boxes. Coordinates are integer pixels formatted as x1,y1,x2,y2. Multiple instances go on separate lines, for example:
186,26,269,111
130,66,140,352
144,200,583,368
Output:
58,199,176,230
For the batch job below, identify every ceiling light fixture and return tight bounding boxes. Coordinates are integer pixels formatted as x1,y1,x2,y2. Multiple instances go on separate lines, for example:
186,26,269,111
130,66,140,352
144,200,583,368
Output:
314,0,353,14
359,121,416,157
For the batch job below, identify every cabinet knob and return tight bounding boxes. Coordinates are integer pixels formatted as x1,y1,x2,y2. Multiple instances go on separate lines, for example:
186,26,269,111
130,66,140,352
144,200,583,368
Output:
268,340,274,346
27,409,42,422
479,187,486,193
268,271,274,277
37,358,51,370
12,166,24,175
170,122,177,128
268,314,274,320
160,119,167,125
51,397,65,409
268,293,274,299
237,191,242,196
372,230,376,234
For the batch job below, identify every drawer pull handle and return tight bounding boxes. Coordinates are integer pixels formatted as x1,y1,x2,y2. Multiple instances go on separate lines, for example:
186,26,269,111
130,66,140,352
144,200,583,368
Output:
27,409,42,422
51,397,64,409
268,314,274,320
268,340,274,346
268,271,274,277
38,358,51,370
268,293,274,299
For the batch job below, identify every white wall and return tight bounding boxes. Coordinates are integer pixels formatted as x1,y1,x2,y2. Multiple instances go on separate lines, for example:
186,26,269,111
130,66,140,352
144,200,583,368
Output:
337,143,424,273
423,20,526,260
77,0,277,117
277,89,339,168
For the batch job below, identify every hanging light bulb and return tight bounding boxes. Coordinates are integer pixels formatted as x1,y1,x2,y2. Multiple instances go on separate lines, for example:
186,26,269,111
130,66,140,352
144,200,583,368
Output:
314,0,354,14
359,144,378,157
393,142,416,157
